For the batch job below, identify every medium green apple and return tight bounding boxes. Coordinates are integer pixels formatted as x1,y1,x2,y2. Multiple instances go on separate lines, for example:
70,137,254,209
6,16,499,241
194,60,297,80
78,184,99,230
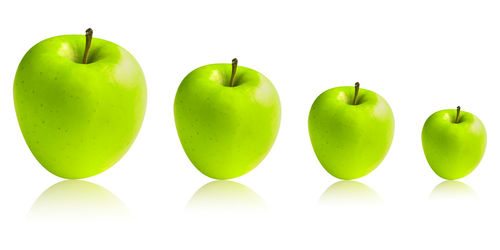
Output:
422,106,486,180
14,28,147,179
308,83,395,180
174,59,281,179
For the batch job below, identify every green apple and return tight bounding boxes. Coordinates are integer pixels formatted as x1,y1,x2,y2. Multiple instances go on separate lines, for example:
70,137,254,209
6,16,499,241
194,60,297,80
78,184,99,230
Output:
308,83,394,180
174,59,281,179
422,106,486,180
14,28,147,179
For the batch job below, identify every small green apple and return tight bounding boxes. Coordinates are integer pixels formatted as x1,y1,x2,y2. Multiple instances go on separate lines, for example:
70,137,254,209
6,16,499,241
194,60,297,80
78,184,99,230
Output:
174,59,281,179
422,106,486,180
14,29,147,179
308,83,395,180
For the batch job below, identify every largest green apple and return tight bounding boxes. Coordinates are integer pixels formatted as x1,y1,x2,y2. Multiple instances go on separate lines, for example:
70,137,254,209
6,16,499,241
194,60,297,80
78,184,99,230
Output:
308,83,395,180
174,59,281,179
14,29,147,179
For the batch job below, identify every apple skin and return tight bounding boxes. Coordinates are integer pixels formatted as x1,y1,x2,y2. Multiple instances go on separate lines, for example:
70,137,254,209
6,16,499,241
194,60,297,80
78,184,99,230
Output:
14,35,147,179
174,63,280,179
422,109,486,180
308,86,394,180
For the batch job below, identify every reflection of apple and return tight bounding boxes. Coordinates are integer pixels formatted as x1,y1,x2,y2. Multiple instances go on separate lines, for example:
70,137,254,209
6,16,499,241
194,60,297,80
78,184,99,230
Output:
422,106,486,180
429,180,477,200
174,59,281,179
14,29,147,179
28,180,129,221
319,181,382,205
308,83,394,180
186,181,266,212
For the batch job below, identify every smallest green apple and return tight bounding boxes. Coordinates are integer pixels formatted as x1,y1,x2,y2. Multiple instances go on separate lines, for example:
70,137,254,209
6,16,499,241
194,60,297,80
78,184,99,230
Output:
422,106,487,180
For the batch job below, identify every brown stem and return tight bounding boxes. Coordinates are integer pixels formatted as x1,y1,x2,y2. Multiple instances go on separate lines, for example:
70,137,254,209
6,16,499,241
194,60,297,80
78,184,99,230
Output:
83,28,93,64
353,82,360,105
230,58,238,87
455,106,461,123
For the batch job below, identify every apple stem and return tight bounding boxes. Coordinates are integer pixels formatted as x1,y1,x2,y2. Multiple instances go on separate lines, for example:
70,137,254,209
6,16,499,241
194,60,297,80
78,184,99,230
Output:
83,28,93,64
230,58,238,87
352,82,360,105
455,106,461,123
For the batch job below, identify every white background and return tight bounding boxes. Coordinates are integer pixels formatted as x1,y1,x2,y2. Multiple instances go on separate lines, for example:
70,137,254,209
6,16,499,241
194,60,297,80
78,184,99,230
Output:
1,0,499,249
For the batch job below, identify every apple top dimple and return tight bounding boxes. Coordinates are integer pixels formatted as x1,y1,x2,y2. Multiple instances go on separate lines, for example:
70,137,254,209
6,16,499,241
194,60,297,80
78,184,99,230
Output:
441,109,470,124
433,109,486,136
41,35,122,65
202,64,262,88
331,87,375,106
